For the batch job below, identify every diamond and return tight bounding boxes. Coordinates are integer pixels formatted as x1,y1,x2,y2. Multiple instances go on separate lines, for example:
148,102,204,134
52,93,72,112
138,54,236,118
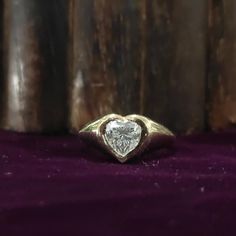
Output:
104,119,142,158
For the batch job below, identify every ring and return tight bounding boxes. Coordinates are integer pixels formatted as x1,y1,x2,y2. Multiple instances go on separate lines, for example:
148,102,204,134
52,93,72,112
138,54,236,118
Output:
79,114,175,163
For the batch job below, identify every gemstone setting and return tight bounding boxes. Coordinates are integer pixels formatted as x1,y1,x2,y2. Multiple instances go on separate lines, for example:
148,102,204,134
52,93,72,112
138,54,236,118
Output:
104,119,142,158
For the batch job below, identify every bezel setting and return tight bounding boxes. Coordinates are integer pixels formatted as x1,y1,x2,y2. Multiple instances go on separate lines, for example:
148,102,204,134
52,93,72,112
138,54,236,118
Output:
100,116,148,162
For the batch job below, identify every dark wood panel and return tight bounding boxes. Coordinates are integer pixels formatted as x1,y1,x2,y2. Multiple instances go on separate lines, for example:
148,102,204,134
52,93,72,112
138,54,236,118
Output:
208,0,236,130
2,0,68,132
0,0,218,134
69,0,208,133
68,0,145,131
143,0,208,133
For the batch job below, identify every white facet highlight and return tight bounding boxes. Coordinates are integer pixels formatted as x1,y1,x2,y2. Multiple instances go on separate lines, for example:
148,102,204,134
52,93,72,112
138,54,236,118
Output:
104,119,142,157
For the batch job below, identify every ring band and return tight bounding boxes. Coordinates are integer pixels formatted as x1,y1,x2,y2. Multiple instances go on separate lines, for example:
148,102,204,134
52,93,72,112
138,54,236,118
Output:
79,114,175,163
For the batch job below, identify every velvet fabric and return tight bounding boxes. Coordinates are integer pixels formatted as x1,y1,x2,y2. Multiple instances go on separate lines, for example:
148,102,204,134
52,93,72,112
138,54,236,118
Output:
0,130,236,236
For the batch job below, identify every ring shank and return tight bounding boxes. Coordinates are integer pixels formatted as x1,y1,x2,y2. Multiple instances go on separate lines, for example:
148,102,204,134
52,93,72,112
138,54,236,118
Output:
126,115,174,136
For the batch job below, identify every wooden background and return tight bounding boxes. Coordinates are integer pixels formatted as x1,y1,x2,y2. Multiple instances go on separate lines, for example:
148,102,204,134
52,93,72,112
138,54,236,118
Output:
0,0,235,134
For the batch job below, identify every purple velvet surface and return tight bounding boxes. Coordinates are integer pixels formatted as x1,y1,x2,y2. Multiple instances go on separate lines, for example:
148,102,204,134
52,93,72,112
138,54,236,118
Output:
1,130,236,236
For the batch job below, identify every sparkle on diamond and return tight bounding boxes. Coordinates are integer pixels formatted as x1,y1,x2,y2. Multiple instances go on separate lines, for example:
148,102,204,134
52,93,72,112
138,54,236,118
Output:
104,119,142,157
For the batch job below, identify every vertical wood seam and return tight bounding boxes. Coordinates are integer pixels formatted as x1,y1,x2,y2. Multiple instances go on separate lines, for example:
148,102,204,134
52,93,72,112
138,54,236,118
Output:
139,0,147,115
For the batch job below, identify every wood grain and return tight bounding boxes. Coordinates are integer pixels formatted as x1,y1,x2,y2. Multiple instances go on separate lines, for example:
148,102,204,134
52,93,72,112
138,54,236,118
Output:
2,0,68,132
68,0,146,131
143,0,208,133
69,0,208,133
2,0,235,133
208,0,236,130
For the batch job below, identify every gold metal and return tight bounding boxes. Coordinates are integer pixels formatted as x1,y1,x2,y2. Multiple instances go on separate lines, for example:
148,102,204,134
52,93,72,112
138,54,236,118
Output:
79,114,175,163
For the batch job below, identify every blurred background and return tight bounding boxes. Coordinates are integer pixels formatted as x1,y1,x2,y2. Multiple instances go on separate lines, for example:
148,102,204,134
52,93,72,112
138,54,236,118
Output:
0,0,235,134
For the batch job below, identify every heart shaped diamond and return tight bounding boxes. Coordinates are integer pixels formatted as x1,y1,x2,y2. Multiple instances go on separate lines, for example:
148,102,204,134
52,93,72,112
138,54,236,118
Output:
104,119,142,158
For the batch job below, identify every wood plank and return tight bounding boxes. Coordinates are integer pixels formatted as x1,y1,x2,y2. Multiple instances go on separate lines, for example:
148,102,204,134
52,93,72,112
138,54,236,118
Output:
143,0,208,133
68,0,146,131
208,0,236,130
1,0,209,133
2,0,68,132
69,0,208,133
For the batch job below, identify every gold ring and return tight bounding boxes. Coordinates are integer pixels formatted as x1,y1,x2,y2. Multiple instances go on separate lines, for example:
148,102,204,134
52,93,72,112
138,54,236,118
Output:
79,114,175,163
